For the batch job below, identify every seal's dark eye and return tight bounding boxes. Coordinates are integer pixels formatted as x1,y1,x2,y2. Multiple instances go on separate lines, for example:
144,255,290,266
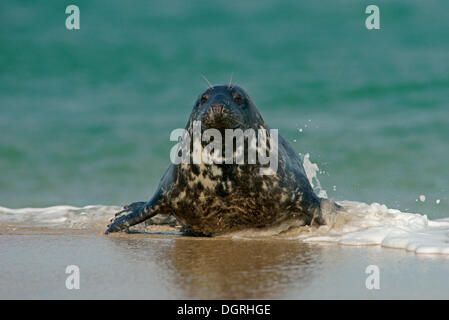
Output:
200,95,209,104
233,93,243,104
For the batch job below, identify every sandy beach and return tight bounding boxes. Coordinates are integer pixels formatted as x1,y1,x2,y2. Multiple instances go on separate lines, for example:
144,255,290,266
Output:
1,226,448,300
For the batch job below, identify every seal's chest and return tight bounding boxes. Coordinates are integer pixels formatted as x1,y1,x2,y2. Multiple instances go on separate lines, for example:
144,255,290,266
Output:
171,163,284,210
169,163,292,234
177,163,242,198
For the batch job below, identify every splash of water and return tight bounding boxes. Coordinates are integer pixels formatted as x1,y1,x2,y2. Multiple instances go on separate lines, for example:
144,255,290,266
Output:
303,153,328,198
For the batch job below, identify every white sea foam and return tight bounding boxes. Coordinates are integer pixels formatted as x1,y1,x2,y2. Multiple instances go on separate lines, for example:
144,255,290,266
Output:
1,201,447,254
298,154,449,255
0,156,447,255
297,201,449,255
0,205,119,230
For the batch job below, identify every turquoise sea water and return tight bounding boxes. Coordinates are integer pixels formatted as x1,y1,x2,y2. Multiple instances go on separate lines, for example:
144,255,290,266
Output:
1,0,448,219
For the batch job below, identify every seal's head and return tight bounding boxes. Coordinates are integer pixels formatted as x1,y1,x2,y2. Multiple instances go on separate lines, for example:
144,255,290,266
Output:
189,85,264,131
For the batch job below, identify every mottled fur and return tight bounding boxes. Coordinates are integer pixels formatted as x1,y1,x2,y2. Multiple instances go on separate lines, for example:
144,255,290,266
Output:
105,85,335,235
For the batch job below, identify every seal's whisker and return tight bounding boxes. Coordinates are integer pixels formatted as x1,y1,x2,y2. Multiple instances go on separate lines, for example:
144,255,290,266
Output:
231,119,246,127
201,74,213,90
228,72,234,88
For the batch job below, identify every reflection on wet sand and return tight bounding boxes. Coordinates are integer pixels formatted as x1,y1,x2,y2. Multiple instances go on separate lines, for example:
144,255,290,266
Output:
108,234,322,299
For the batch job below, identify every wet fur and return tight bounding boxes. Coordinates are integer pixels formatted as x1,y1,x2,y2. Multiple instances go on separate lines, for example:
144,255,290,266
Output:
105,85,329,235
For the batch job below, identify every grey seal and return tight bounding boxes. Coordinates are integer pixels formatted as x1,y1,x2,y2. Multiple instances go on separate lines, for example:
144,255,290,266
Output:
105,84,338,235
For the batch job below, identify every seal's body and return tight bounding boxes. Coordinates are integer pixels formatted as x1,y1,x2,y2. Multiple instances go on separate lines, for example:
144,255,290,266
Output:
105,85,337,235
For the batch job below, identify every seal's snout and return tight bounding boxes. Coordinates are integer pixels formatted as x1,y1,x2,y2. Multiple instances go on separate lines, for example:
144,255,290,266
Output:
209,103,226,114
202,102,235,129
195,85,250,130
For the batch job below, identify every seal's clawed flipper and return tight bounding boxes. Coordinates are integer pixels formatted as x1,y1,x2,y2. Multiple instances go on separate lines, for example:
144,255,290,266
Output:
317,198,344,226
105,165,176,234
180,226,212,237
117,201,146,217
105,201,151,234
105,196,165,234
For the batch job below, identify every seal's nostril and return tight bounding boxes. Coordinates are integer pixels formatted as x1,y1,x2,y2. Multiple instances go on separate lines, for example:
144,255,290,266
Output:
210,103,226,113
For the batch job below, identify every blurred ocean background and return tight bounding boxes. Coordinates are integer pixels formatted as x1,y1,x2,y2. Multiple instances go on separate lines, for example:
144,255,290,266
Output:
1,0,448,219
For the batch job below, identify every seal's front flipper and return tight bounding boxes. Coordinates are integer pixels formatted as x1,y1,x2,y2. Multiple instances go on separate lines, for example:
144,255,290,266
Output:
105,196,165,234
316,198,344,226
105,164,176,235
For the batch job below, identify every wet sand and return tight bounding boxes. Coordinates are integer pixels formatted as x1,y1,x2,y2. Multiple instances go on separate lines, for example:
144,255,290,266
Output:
1,228,448,299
